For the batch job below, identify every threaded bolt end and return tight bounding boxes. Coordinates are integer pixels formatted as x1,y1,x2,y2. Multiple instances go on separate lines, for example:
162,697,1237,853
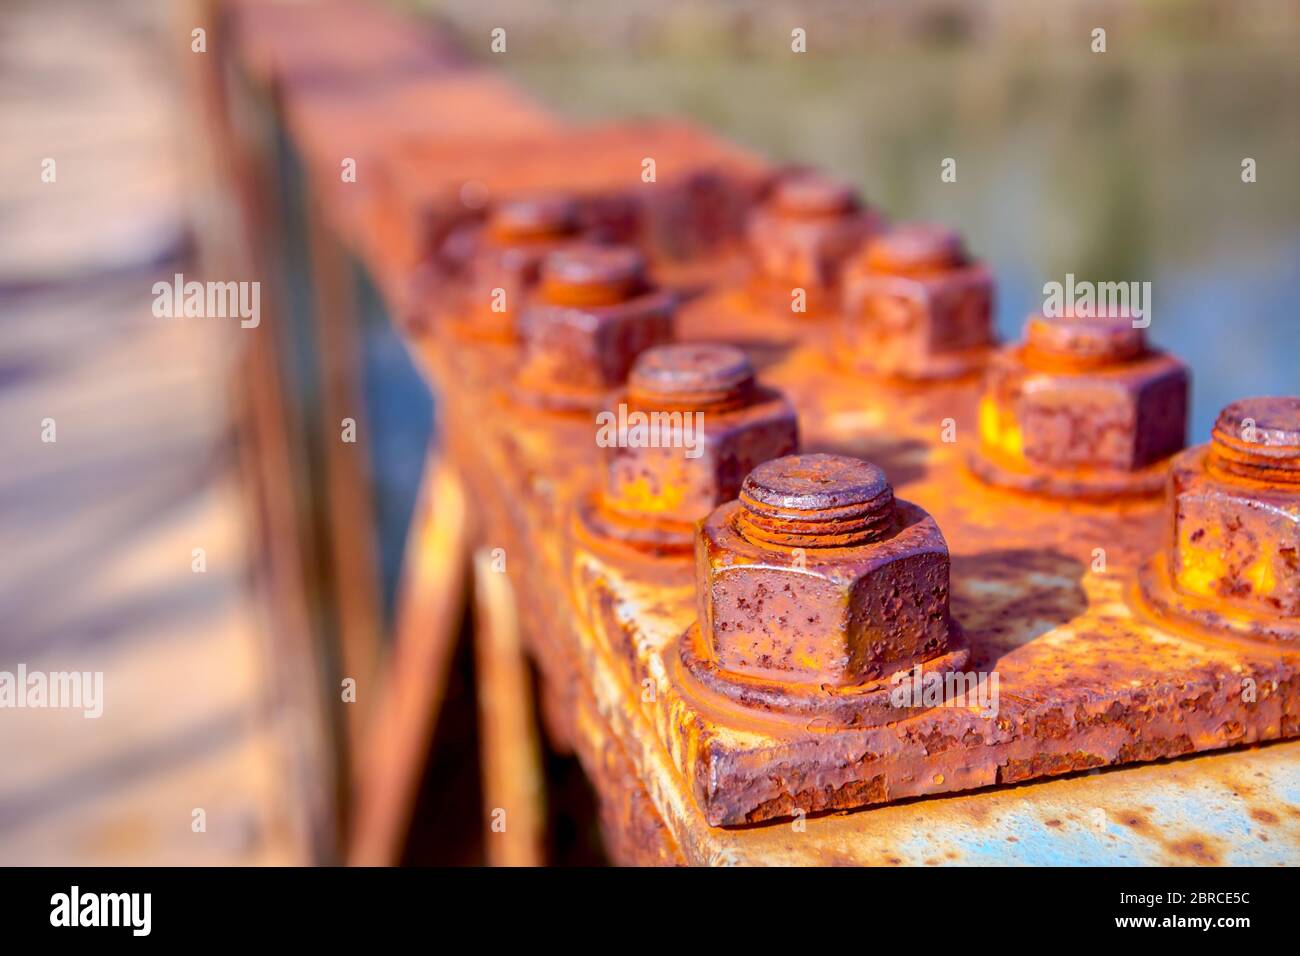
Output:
627,343,755,411
1023,313,1145,371
736,453,896,548
1210,396,1300,483
487,193,579,243
540,245,646,307
771,173,860,219
862,223,966,275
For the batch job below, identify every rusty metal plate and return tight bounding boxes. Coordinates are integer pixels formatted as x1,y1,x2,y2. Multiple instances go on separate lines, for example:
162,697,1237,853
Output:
251,0,1299,865
412,290,1298,862
284,70,561,282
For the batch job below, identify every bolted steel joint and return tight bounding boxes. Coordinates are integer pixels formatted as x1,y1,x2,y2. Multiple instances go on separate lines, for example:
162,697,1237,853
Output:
692,454,957,695
745,172,881,315
970,312,1188,498
1178,398,1299,612
1137,397,1300,645
514,245,676,412
579,343,799,555
836,223,995,380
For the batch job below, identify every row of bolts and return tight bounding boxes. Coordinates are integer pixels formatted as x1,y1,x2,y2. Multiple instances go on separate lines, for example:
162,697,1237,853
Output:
426,170,1298,690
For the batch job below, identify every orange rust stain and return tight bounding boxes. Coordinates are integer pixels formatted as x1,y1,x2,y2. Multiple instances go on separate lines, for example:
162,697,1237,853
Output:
1117,809,1152,833
1164,836,1224,866
1248,808,1279,825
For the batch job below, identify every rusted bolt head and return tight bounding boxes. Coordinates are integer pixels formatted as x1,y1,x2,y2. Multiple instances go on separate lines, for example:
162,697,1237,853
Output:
1209,396,1300,484
974,313,1187,493
540,244,647,307
1023,313,1145,370
747,173,876,290
486,193,580,243
1168,397,1300,618
736,454,896,548
770,174,860,219
515,244,674,410
837,223,993,379
627,343,756,409
697,453,953,687
596,344,798,545
862,224,967,275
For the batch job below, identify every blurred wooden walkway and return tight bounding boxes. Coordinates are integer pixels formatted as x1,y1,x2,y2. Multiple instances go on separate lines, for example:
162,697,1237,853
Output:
0,0,308,865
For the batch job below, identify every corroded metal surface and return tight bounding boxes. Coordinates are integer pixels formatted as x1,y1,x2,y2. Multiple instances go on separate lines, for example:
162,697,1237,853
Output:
226,0,465,88
746,172,882,316
418,307,1300,845
514,245,676,413
696,454,956,689
376,120,770,287
282,70,562,304
1138,396,1300,646
653,742,1300,866
576,344,799,555
972,313,1189,498
837,224,995,380
244,0,1300,865
412,186,1299,847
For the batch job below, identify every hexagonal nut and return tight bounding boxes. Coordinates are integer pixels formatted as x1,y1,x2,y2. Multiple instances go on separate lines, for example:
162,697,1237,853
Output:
839,264,994,376
602,391,799,525
696,500,952,687
1170,447,1300,617
517,292,676,398
981,347,1187,471
747,210,872,289
642,169,762,261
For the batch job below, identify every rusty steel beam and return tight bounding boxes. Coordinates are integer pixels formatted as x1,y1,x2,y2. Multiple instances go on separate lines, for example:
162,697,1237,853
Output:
224,0,567,856
239,0,1300,865
412,215,1299,851
473,549,546,867
347,455,471,866
376,120,771,309
283,71,560,263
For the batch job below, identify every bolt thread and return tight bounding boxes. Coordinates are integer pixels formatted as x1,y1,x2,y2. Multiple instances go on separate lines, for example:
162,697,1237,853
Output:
1209,397,1300,483
626,344,755,412
1022,314,1145,371
487,194,579,243
735,454,896,548
862,224,966,275
541,245,646,307
771,173,860,219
